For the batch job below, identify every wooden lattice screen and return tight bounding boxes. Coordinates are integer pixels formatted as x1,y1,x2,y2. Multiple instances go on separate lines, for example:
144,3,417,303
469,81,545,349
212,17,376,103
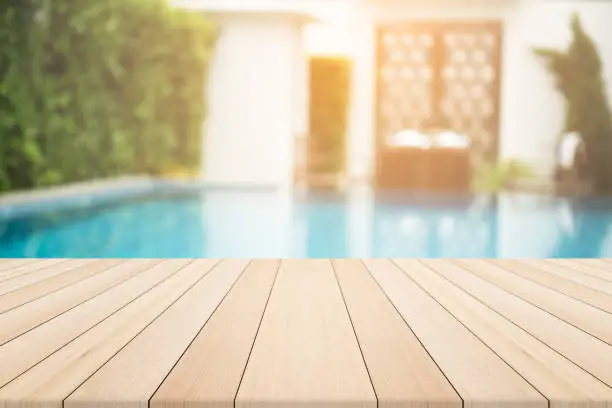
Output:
375,21,503,162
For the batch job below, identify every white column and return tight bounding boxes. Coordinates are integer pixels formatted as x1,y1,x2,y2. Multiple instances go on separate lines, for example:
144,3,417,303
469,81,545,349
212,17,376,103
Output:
347,187,374,257
346,7,377,184
202,13,301,187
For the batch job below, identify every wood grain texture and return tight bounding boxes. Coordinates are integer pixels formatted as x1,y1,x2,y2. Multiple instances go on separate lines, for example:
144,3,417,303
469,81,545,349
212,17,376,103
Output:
236,259,376,408
333,259,461,408
0,259,45,275
65,260,245,408
0,260,220,408
0,258,610,408
396,259,612,408
363,259,546,408
0,259,66,283
455,259,612,343
0,259,194,387
0,259,124,313
520,259,612,293
548,259,612,282
433,259,612,386
572,259,612,273
151,260,279,408
491,259,612,313
0,259,161,345
0,259,93,295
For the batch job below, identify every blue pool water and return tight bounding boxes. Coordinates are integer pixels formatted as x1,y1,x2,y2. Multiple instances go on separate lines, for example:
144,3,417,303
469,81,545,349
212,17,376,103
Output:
1,189,612,258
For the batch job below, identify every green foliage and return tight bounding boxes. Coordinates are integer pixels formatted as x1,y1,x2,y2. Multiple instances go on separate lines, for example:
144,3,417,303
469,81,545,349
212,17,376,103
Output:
472,159,534,193
534,12,612,194
0,0,217,192
308,56,351,175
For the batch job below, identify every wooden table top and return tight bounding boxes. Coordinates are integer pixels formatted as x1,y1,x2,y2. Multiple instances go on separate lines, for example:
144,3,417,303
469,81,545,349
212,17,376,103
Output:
0,258,611,408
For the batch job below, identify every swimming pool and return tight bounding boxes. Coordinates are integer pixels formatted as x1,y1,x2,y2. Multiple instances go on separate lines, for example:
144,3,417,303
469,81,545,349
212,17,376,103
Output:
1,189,612,258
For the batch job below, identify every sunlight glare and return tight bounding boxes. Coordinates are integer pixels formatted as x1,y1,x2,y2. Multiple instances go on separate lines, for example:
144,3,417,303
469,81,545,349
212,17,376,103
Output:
304,1,354,56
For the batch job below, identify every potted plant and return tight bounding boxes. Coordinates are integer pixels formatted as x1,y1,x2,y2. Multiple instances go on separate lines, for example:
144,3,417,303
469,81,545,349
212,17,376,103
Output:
472,159,534,194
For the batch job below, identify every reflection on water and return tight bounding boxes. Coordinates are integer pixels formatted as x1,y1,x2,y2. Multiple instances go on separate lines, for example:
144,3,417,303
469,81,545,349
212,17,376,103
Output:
302,201,349,258
369,203,498,258
1,190,612,258
0,196,208,258
550,199,612,258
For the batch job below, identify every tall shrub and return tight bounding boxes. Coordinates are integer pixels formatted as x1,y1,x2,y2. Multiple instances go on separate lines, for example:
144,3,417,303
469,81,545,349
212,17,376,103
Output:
534,12,612,193
0,1,42,191
0,0,216,192
308,56,351,175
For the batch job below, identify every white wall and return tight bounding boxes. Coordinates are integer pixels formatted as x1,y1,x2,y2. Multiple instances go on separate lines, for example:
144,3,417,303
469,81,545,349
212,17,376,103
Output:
203,13,307,187
345,11,377,183
346,0,612,182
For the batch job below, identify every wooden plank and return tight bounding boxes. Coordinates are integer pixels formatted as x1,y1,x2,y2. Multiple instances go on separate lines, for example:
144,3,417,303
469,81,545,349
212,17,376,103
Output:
491,259,612,314
454,259,612,344
395,259,612,408
547,259,612,283
0,259,161,345
65,260,248,408
0,259,66,283
572,259,612,273
333,259,461,408
0,259,221,408
0,259,125,313
236,259,376,408
0,259,44,275
425,259,612,387
0,259,94,295
151,260,279,408
0,259,200,387
0,259,22,271
363,259,545,408
520,259,612,293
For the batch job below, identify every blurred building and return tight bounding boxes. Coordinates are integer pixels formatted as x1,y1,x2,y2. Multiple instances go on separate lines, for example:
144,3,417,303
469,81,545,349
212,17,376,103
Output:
174,0,612,189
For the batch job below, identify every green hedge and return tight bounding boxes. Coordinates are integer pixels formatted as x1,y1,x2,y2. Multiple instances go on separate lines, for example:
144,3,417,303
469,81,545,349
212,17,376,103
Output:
308,56,351,175
0,0,217,192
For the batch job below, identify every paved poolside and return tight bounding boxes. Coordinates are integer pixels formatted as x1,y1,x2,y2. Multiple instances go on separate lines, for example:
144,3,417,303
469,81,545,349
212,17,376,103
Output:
0,258,611,408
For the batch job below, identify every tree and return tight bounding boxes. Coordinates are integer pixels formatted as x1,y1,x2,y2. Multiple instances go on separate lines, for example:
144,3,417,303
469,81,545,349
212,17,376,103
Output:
534,12,612,194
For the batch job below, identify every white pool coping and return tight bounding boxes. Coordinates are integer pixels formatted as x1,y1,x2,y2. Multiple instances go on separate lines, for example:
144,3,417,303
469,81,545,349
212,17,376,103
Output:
0,176,295,220
0,177,194,219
